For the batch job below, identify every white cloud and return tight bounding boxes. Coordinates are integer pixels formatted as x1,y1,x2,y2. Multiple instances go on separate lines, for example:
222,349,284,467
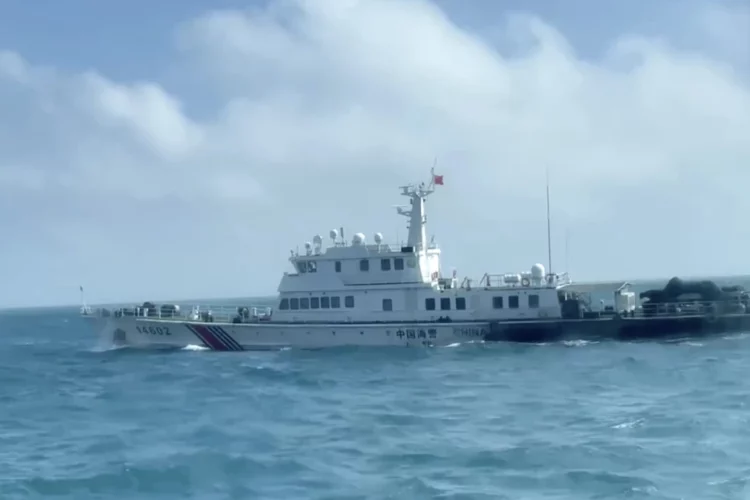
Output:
81,73,203,161
0,0,749,307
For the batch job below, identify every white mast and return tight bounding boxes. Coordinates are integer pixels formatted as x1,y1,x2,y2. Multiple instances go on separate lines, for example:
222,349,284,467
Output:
396,166,441,250
79,285,91,315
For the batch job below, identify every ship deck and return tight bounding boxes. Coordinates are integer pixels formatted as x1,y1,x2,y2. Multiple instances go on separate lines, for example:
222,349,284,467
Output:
557,280,631,295
80,297,747,326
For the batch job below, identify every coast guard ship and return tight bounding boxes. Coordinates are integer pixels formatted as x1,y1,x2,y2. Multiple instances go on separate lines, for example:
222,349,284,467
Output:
82,169,750,350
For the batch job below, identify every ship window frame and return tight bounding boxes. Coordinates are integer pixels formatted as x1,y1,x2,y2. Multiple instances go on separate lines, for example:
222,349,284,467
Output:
331,296,341,308
382,298,393,311
279,298,289,310
508,295,519,309
359,259,369,272
321,296,330,309
528,294,540,308
297,261,307,273
492,296,503,309
345,295,355,308
335,261,341,272
300,297,310,309
440,297,451,310
311,297,320,309
455,297,466,310
394,258,404,270
290,298,299,310
381,258,391,271
425,298,436,310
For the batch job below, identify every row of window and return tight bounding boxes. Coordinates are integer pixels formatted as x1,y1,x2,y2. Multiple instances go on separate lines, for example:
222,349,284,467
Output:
297,257,409,274
279,295,355,310
493,294,539,309
424,294,540,311
356,257,406,272
425,297,466,311
280,293,541,313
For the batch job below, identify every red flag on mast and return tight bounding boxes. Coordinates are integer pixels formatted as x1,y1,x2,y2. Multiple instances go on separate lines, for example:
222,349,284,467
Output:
433,173,444,185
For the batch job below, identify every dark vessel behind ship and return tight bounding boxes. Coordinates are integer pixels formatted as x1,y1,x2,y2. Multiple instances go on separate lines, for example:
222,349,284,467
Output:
485,276,750,343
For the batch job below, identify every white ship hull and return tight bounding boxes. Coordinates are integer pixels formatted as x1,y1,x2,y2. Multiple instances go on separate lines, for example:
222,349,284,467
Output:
88,316,489,350
79,169,598,351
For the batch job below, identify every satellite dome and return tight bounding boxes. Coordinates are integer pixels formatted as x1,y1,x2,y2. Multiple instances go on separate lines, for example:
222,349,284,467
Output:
531,263,545,279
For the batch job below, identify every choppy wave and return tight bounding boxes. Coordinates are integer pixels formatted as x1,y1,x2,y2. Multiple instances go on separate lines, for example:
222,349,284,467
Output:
1,308,750,499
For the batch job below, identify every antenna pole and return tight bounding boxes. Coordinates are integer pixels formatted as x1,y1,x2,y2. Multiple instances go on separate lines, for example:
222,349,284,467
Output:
546,169,553,274
79,285,90,315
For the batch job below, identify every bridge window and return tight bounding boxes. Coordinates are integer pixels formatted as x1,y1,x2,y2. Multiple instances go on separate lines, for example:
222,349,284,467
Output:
360,259,369,272
456,297,466,310
297,262,307,273
394,258,404,270
321,296,330,308
425,298,435,310
290,298,299,310
528,294,540,308
345,295,355,308
440,297,451,310
508,295,519,309
279,298,289,310
382,298,393,311
335,261,341,272
300,298,310,310
492,296,503,309
381,258,391,271
331,296,341,308
307,261,317,273
311,297,320,309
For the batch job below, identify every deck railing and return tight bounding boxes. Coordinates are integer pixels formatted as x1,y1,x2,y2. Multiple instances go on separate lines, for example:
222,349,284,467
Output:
291,241,427,258
580,298,747,319
79,296,749,325
476,272,571,289
632,298,747,318
84,303,274,324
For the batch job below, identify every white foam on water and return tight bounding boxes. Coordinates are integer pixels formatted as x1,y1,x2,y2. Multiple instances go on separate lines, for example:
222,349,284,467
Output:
563,340,597,347
182,344,209,351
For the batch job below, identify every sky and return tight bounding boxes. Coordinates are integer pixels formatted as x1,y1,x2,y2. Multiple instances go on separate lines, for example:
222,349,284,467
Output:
0,0,748,308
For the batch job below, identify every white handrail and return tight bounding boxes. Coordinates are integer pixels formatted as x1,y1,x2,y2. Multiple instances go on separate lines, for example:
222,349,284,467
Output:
477,272,571,289
89,303,274,324
290,241,418,258
635,299,746,318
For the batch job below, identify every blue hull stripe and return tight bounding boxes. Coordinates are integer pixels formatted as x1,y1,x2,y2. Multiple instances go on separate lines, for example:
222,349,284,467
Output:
185,323,231,351
208,325,244,351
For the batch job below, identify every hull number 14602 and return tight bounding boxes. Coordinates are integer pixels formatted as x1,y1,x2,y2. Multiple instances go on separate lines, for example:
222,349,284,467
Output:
136,325,171,336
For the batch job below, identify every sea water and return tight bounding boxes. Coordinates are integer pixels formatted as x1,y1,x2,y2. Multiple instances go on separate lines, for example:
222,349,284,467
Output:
1,281,750,499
